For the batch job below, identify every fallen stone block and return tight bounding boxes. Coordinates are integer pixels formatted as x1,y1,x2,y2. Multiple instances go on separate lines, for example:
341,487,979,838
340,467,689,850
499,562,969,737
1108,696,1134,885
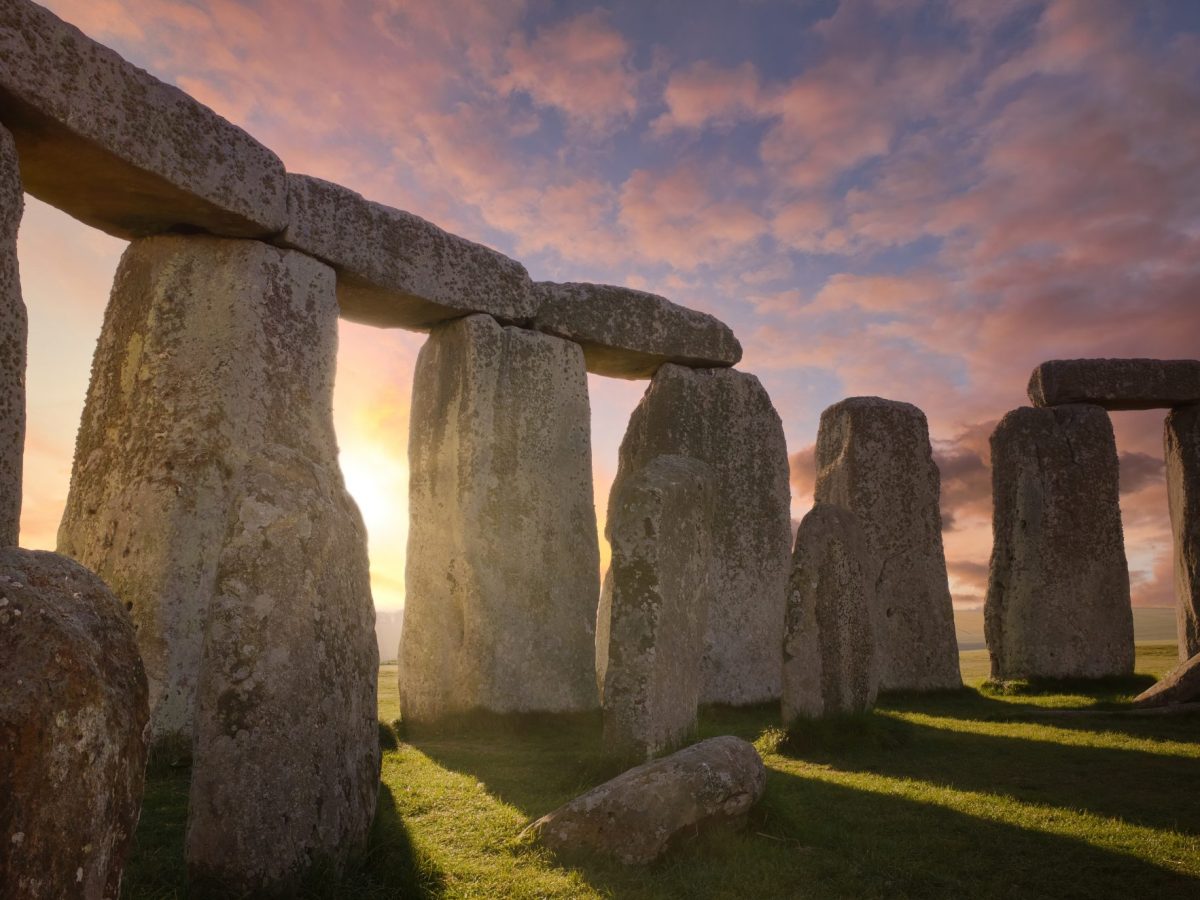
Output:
986,405,1133,680
0,548,149,900
783,503,879,721
0,0,286,238
1028,358,1200,411
598,454,714,759
523,735,766,864
1132,652,1200,708
279,174,536,329
532,281,741,379
0,123,24,546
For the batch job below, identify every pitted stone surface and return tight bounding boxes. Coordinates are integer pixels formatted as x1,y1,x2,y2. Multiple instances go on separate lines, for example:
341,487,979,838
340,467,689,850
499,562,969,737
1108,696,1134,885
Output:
279,174,536,329
783,503,879,722
54,236,378,893
532,281,742,379
613,364,791,705
1132,652,1200,708
985,405,1133,680
1165,405,1200,661
0,125,25,546
0,0,286,238
814,397,960,691
598,455,714,759
523,736,766,865
400,314,599,720
0,548,149,900
1028,358,1200,411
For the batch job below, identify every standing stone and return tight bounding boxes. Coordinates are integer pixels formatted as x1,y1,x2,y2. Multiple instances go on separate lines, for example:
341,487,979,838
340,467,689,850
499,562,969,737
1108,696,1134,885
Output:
782,503,879,722
54,236,378,893
814,397,960,691
598,455,714,759
613,364,791,705
1165,405,1200,661
0,124,25,547
0,548,149,900
400,314,599,720
986,405,1133,680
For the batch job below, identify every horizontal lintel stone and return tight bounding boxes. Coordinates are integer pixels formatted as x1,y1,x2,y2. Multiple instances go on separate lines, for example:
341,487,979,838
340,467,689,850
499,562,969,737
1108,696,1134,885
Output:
0,0,287,238
532,281,742,379
278,174,537,330
1028,358,1200,411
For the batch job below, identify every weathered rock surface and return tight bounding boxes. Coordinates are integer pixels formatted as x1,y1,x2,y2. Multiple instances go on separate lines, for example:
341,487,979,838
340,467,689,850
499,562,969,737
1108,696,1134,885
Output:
598,455,714,759
782,503,879,722
532,281,741,379
0,548,149,900
0,0,286,238
1028,358,1200,411
400,314,599,720
814,397,960,691
613,364,791,705
278,174,536,329
1132,652,1200,708
1165,405,1200,660
524,735,766,864
0,124,25,546
985,405,1133,680
53,236,378,893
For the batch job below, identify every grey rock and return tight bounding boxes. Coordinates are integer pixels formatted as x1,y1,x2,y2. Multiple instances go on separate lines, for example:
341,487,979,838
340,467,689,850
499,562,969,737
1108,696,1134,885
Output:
598,455,714,759
814,397,960,691
1028,358,1200,411
783,503,879,722
1165,405,1200,660
400,314,599,720
985,405,1133,680
0,125,24,546
613,364,792,705
278,174,536,329
523,735,766,865
0,548,149,900
0,0,286,238
53,236,378,892
1132,652,1200,708
532,281,741,379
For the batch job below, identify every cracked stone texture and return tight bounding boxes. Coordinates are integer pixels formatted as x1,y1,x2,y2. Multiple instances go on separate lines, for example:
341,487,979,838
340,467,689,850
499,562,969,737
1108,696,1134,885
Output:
1165,405,1200,661
1132,651,1200,708
532,281,742,379
597,455,714,760
53,236,378,893
0,548,149,900
783,503,879,723
985,405,1133,680
524,735,766,865
400,314,600,720
0,0,286,238
613,365,791,705
278,174,536,329
1028,358,1200,411
0,125,25,546
814,397,960,691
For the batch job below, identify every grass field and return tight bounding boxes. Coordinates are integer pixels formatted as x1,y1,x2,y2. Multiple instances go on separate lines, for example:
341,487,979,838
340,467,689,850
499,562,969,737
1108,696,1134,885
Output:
126,644,1199,899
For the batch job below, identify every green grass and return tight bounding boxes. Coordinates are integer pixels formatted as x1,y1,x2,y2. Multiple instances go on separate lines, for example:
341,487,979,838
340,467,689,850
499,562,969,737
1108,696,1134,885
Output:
125,646,1200,899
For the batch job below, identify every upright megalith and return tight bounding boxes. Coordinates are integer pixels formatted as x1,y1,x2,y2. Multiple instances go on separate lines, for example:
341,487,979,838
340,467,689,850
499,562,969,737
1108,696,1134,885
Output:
401,314,600,720
613,364,791,705
55,236,378,893
985,405,1133,680
782,503,879,722
0,549,149,900
814,397,960,691
0,125,25,547
598,455,714,759
1165,405,1200,661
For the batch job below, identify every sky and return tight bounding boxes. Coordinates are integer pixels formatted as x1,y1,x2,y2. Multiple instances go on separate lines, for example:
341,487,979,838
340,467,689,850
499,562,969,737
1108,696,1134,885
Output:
14,0,1200,616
